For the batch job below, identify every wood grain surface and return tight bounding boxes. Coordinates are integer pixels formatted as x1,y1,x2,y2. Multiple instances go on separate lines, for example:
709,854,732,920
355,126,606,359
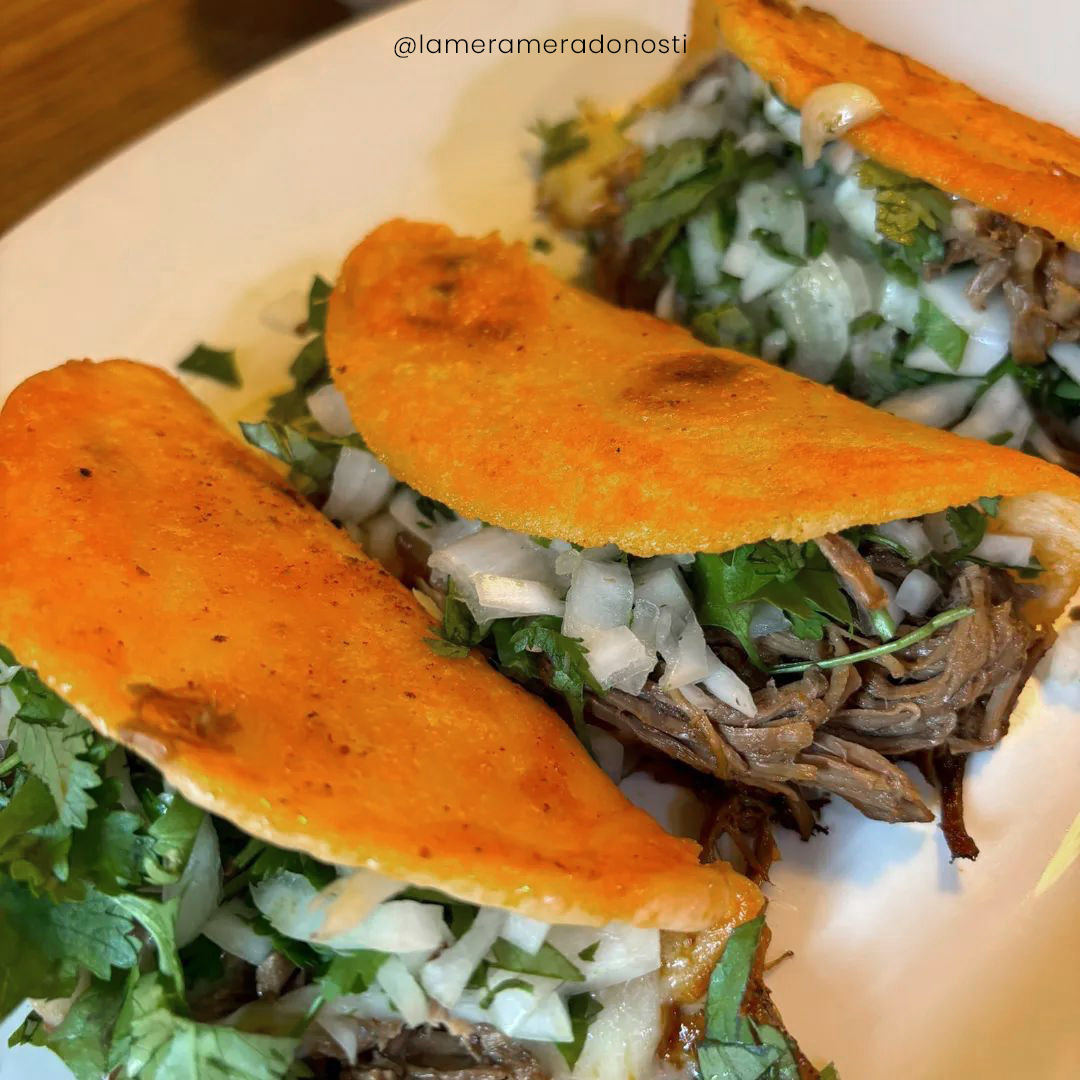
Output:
0,0,349,235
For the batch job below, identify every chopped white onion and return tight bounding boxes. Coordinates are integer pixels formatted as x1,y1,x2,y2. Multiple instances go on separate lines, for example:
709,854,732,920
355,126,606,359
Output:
375,956,429,1026
1049,340,1080,385
509,990,573,1043
749,601,791,638
832,174,879,242
631,562,693,622
308,868,406,939
260,289,309,335
547,923,661,992
874,575,904,625
951,376,1033,447
800,82,882,166
878,275,920,334
880,380,979,428
570,973,663,1080
502,913,550,955
317,900,448,953
658,612,710,690
580,625,655,694
306,383,356,437
735,176,807,259
629,598,662,652
837,255,872,317
972,533,1034,567
772,253,855,382
686,73,727,107
922,511,959,554
875,519,933,562
251,871,323,940
562,559,633,640
702,652,757,717
627,101,728,151
653,277,677,321
895,569,941,618
324,448,395,524
686,210,728,289
760,328,789,364
421,908,505,1009
723,239,799,302
1028,423,1067,465
825,140,858,175
473,574,565,618
202,901,274,966
163,815,221,948
763,92,802,144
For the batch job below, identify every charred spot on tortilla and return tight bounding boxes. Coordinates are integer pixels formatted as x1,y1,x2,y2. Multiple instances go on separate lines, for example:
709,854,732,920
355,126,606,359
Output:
625,352,771,412
128,683,238,750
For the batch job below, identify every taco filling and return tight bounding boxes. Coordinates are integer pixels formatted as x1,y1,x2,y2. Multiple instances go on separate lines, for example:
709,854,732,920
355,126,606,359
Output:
536,57,1080,469
254,403,1047,858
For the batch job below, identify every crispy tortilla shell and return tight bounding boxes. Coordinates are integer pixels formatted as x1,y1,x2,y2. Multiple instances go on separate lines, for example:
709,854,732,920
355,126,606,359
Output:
0,359,759,932
327,220,1080,624
685,0,1080,250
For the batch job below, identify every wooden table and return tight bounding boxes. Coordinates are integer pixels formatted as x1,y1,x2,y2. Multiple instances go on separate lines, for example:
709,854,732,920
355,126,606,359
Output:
0,0,350,235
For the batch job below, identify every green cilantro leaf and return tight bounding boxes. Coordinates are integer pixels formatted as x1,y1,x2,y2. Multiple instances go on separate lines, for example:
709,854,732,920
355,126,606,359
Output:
145,791,205,885
807,220,829,258
116,973,297,1080
705,913,763,1043
113,894,184,1002
490,938,584,981
10,706,102,829
306,275,333,334
238,420,365,494
857,161,952,247
698,1041,782,1080
750,228,805,266
178,345,241,388
506,616,602,738
0,878,139,1014
23,969,130,1080
915,298,968,371
692,305,759,354
577,941,600,962
319,950,389,1002
0,773,57,848
480,977,535,1009
532,118,590,171
425,581,489,658
556,992,604,1068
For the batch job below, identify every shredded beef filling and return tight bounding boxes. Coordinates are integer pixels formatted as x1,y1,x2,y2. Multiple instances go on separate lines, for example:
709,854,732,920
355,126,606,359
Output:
587,559,1044,843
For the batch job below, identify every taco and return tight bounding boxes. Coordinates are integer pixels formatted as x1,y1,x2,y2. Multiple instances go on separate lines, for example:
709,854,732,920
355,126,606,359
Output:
325,219,1080,859
534,0,1080,469
0,360,779,1080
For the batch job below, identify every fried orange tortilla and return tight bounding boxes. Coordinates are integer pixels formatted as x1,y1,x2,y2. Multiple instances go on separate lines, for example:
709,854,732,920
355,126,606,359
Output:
327,220,1080,625
683,0,1080,249
0,359,759,932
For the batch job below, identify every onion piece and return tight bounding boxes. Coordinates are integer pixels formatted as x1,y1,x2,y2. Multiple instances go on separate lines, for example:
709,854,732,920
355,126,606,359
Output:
509,991,573,1043
316,900,448,953
874,519,933,562
972,533,1034,567
570,973,663,1080
735,177,807,259
653,278,677,321
629,597,662,652
421,908,505,1009
163,815,221,948
562,559,633,640
833,174,879,241
473,574,565,618
502,913,550,955
631,563,693,623
951,376,1033,448
895,569,941,618
922,511,959,554
203,901,274,966
375,956,429,1026
800,82,882,166
763,92,802,144
627,101,727,151
878,275,920,334
880,380,979,429
580,625,655,694
324,448,395,524
701,652,757,717
1049,340,1080,385
306,383,356,436
546,923,661,992
658,612,710,690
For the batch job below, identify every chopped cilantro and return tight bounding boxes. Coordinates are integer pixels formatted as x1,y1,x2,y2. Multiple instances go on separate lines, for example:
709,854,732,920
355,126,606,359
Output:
319,950,389,1001
178,345,241,388
306,275,333,334
750,228,805,266
857,161,951,248
577,941,600,962
556,993,604,1068
692,305,758,353
480,977,534,1009
807,219,829,258
238,420,365,495
532,118,590,170
914,298,968,371
491,938,584,981
986,430,1013,445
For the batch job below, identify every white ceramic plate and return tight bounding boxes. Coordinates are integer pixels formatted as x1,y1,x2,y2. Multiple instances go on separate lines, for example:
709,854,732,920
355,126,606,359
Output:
2,2,1079,1077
